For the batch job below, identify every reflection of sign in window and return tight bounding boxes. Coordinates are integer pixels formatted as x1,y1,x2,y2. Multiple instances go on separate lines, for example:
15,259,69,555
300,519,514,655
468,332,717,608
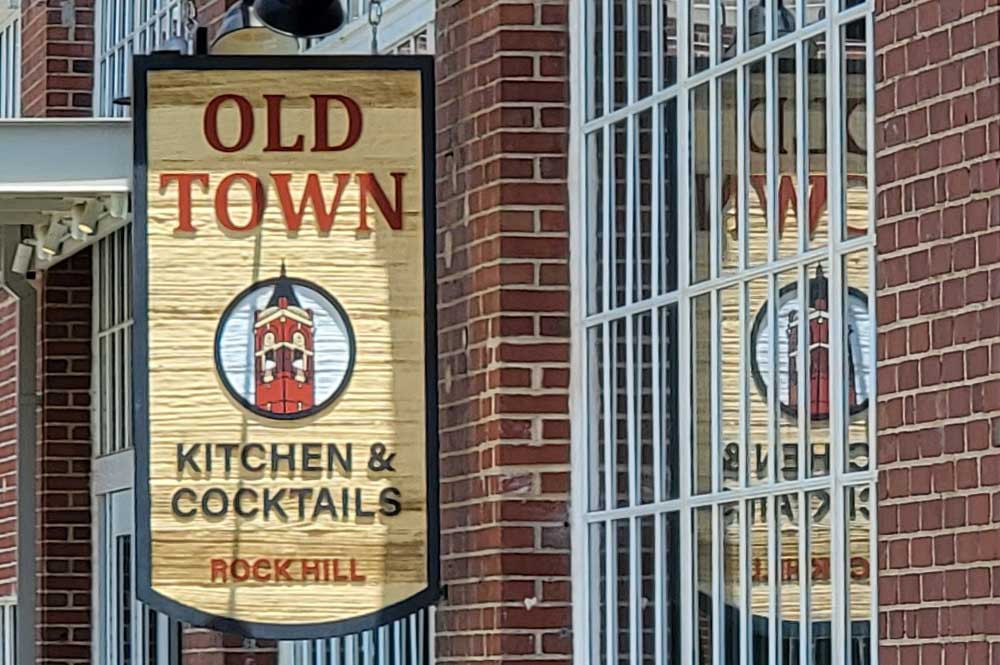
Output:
750,266,872,421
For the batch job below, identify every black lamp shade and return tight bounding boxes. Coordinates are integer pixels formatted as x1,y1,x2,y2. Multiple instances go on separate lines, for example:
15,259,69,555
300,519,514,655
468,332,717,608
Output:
253,0,346,38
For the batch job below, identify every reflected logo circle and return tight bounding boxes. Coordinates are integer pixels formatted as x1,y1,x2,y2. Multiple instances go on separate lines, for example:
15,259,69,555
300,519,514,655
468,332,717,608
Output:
214,268,356,421
749,267,872,422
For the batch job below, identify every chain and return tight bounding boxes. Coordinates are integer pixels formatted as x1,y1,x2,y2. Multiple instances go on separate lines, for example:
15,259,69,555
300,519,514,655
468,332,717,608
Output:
368,0,384,54
183,0,198,42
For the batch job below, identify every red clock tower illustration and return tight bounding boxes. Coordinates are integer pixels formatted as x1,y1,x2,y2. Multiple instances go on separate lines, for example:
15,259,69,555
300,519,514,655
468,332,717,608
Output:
786,266,857,419
253,263,315,414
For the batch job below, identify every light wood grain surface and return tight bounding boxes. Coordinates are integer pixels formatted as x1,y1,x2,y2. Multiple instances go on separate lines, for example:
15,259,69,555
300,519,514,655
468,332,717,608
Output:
144,68,429,625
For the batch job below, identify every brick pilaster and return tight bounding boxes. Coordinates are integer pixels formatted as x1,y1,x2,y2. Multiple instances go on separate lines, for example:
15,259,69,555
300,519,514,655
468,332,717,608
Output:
36,250,93,665
874,1,1000,663
19,0,94,117
435,1,572,661
0,294,17,598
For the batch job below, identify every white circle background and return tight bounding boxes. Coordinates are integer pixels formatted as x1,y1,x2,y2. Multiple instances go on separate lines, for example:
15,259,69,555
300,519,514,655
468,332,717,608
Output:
753,288,873,416
218,282,353,405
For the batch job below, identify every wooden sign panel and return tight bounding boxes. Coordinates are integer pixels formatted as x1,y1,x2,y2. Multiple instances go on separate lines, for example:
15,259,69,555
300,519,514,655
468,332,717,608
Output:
132,55,438,639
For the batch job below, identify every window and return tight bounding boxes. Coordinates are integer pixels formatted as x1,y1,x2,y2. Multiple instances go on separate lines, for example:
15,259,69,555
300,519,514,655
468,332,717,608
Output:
0,12,19,118
574,1,875,664
0,598,14,665
389,27,432,54
279,608,434,665
94,0,185,117
93,226,134,455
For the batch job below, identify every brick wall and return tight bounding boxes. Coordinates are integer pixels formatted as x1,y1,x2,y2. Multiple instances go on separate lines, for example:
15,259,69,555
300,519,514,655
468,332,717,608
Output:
19,0,94,118
0,293,17,599
35,251,93,665
874,1,1000,663
435,1,572,662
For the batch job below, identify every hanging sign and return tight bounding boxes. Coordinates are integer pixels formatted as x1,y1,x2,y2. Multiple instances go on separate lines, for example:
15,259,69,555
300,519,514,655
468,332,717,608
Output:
132,55,438,639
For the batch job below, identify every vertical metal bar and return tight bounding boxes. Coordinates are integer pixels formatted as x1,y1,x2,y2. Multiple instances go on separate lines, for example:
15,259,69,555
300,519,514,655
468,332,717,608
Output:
709,78,720,281
827,13,846,665
767,494,778,665
739,499,749,665
626,314,637,505
627,0,637,105
711,503,722,665
629,515,640,665
736,64,748,274
798,490,810,665
675,71,693,665
605,519,615,665
710,288,721,493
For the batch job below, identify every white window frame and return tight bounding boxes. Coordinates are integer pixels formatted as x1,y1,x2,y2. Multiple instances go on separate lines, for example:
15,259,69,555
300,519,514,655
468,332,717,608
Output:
568,1,878,664
0,8,20,118
93,0,185,117
0,597,14,665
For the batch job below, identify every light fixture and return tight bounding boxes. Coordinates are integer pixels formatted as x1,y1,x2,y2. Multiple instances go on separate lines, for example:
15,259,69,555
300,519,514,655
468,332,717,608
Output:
38,220,67,258
210,0,300,55
253,0,346,38
12,242,34,276
69,200,101,240
105,193,129,219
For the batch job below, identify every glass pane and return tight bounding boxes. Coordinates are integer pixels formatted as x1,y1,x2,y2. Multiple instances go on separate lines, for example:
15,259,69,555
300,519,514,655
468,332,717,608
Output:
843,18,869,240
638,0,653,99
775,268,801,482
117,535,132,665
589,325,607,511
637,109,654,302
847,486,872,665
720,0,738,60
778,493,800,664
612,121,628,309
692,293,713,495
664,512,681,664
722,502,741,665
612,318,629,508
662,0,679,86
746,0,763,51
691,0,710,73
805,260,831,477
661,98,679,292
635,311,655,503
844,251,873,473
777,47,800,258
720,285,741,491
612,0,627,109
808,490,832,664
720,71,739,273
807,35,829,248
661,305,680,500
694,506,713,665
691,83,711,284
616,520,631,663
804,0,824,25
639,515,656,664
591,523,609,664
747,58,769,267
749,498,770,665
588,130,606,315
747,275,770,485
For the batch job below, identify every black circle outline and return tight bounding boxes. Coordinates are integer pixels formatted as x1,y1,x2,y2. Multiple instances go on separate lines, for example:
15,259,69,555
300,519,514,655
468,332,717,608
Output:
213,276,357,421
748,281,870,422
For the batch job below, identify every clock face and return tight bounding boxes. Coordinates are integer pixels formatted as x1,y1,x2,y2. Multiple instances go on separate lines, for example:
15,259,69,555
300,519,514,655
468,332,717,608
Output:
214,273,355,421
750,276,872,422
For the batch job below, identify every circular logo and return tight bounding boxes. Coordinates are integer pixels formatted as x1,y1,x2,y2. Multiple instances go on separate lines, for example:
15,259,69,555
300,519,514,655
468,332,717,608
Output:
214,266,356,421
750,268,872,422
